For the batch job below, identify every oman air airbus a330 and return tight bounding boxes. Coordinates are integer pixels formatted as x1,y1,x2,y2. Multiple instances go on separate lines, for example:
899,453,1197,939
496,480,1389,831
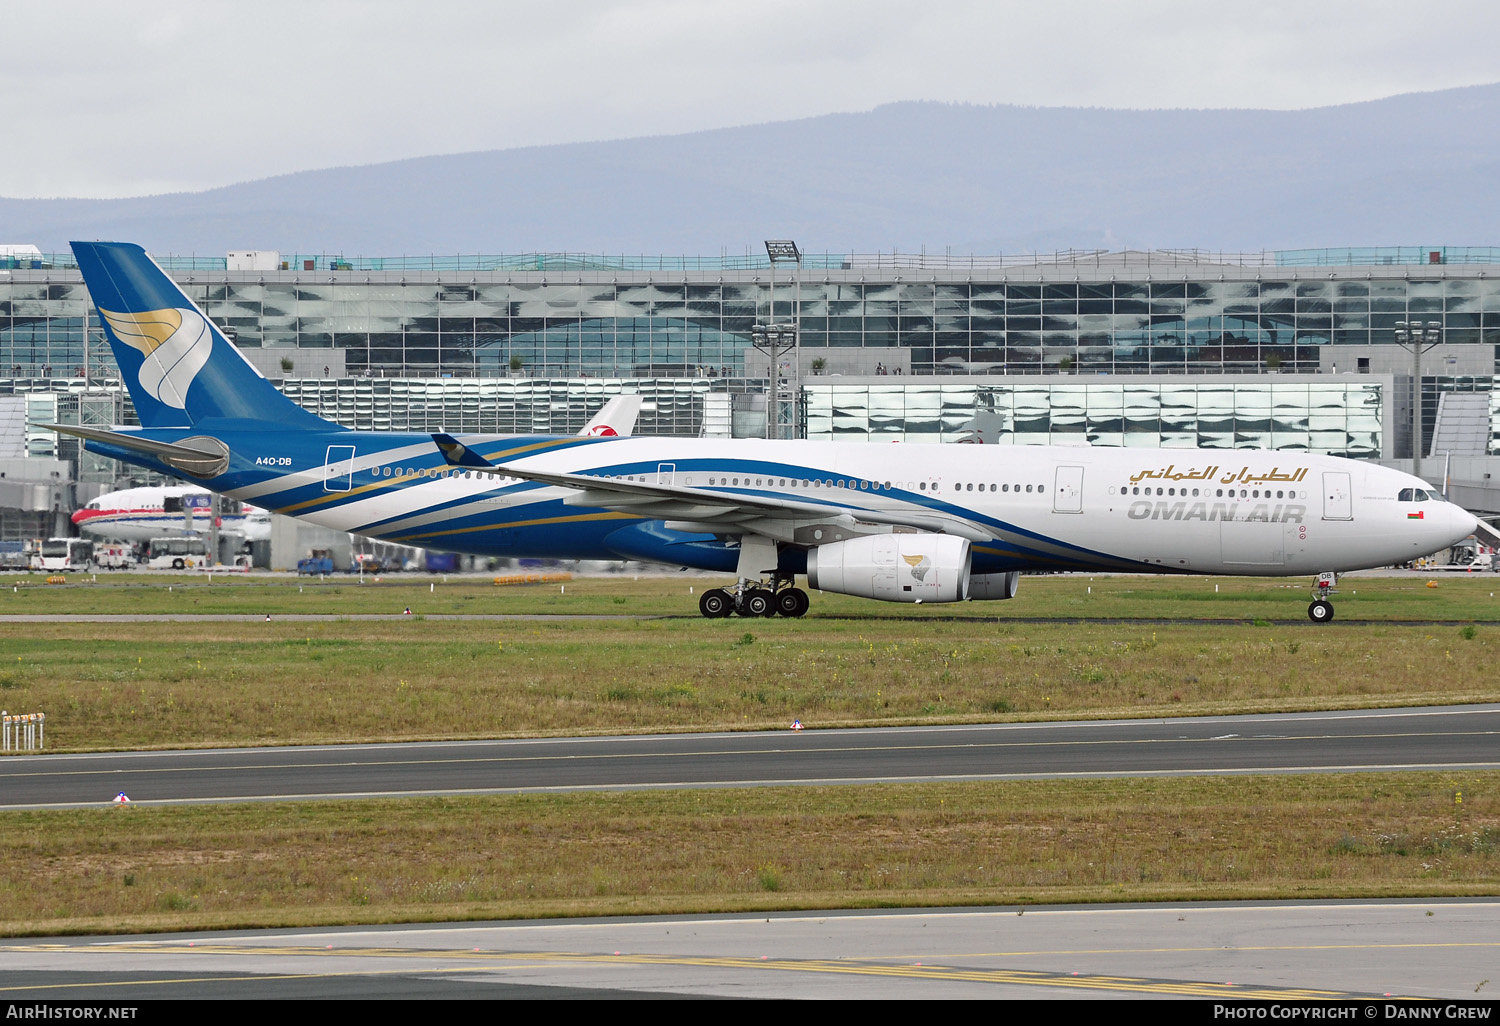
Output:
50,242,1478,622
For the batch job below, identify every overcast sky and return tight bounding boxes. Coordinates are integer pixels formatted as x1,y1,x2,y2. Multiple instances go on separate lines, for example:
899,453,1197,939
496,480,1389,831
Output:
4,0,1498,199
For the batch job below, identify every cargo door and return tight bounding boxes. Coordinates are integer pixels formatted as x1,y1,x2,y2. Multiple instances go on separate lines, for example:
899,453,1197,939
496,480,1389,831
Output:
1220,518,1287,566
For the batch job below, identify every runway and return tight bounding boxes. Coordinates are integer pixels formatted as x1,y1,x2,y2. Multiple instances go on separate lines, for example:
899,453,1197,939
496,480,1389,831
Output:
4,704,1498,809
1,612,1494,626
3,900,1497,999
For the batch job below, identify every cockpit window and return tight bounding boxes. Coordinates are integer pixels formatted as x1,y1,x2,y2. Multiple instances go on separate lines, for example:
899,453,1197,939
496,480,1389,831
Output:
1399,488,1435,502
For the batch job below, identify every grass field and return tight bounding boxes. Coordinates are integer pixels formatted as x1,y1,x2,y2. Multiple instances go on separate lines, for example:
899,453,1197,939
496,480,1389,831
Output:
3,567,1500,619
0,575,1496,750
2,572,1495,935
1,773,1495,936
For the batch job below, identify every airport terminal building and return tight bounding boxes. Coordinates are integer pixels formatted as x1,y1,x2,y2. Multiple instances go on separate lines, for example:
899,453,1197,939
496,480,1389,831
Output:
3,244,1499,538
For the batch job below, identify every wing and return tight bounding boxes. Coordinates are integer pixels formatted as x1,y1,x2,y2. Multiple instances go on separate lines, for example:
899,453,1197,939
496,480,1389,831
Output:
481,458,991,544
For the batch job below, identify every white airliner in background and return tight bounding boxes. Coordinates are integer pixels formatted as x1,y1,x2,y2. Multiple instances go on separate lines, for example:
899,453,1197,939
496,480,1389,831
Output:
48,242,1480,623
73,485,269,543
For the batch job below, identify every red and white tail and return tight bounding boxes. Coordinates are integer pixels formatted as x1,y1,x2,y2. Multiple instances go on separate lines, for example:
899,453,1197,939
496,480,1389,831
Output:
579,395,643,438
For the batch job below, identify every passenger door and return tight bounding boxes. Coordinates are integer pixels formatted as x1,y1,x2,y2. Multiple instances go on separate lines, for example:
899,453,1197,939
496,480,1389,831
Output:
324,445,356,492
1053,466,1084,513
1321,471,1352,520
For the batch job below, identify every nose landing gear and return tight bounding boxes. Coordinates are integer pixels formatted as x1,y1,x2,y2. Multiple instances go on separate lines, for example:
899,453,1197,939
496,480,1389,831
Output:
1307,572,1337,623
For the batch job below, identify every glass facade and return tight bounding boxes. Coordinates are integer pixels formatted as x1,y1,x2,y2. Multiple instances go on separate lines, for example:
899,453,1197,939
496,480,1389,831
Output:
3,251,1499,491
275,377,735,436
184,279,758,380
7,257,1500,381
803,379,1387,456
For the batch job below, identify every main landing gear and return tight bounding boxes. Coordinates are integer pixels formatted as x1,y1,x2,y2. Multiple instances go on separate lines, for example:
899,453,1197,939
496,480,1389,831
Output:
699,575,809,618
1307,571,1337,623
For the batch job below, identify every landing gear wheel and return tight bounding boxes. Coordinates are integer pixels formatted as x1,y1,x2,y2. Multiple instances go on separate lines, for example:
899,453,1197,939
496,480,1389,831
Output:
775,587,810,618
699,589,733,618
742,588,773,617
1308,599,1334,624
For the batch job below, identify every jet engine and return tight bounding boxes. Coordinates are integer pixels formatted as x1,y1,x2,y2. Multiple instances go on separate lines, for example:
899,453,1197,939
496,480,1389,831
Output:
806,534,971,603
969,571,1020,600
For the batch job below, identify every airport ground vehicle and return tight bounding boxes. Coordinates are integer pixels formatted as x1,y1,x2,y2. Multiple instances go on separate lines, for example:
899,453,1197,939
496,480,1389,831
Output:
48,242,1482,623
93,543,137,569
143,536,208,570
0,541,30,571
423,551,461,573
30,538,93,572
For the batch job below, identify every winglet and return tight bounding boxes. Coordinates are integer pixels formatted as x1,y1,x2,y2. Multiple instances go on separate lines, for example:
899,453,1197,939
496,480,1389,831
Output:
432,434,501,469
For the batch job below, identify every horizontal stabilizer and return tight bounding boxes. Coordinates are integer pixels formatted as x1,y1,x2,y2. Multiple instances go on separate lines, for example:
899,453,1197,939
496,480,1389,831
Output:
40,423,230,478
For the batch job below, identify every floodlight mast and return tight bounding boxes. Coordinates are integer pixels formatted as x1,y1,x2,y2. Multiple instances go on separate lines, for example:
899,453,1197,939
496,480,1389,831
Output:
757,240,802,440
1394,319,1441,480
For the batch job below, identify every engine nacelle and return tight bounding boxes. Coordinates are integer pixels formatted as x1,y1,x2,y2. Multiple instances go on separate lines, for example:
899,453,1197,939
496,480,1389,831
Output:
807,534,971,603
969,571,1020,601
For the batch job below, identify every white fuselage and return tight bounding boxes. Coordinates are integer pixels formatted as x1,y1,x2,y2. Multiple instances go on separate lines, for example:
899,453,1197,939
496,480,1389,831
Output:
73,486,270,544
224,436,1475,577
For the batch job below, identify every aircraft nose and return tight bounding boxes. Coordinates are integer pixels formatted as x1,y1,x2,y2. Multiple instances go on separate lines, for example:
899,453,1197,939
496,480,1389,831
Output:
1447,502,1480,544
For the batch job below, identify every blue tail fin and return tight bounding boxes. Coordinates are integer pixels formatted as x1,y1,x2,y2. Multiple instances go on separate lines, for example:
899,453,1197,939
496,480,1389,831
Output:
71,241,330,430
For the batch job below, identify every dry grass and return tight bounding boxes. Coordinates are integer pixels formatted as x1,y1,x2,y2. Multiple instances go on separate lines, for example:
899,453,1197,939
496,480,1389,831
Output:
0,614,1495,749
2,773,1495,936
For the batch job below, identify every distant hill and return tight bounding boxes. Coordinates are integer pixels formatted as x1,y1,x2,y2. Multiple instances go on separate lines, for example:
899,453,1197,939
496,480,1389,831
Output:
5,84,1499,256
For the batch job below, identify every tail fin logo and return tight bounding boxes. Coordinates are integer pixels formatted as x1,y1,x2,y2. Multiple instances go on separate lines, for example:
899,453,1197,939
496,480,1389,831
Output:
100,307,214,410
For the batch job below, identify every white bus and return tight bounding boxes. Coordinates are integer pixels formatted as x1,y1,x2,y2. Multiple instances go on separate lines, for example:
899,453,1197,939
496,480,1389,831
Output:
144,537,208,570
31,538,93,572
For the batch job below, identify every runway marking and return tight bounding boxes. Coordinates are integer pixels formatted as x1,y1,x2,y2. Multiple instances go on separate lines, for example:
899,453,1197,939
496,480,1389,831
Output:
5,729,1496,783
0,966,564,993
0,944,1380,999
260,897,1500,936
